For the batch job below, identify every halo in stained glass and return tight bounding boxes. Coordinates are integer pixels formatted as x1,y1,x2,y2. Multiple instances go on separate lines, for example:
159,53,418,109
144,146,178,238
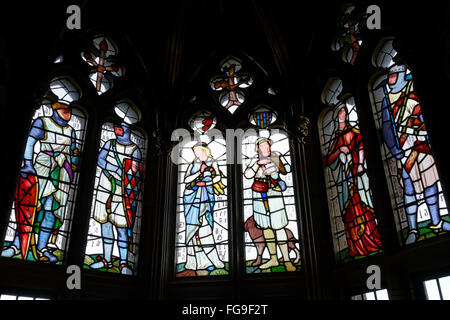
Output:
114,101,141,124
249,105,277,129
189,111,217,135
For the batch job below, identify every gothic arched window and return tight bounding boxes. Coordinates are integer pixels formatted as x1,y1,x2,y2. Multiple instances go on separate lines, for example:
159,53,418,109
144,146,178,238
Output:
2,77,87,264
171,53,303,279
369,39,450,245
242,106,301,273
319,78,382,263
174,111,229,277
83,101,147,275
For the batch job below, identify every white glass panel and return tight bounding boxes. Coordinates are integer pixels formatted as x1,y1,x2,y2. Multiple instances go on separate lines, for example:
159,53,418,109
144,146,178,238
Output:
438,276,450,300
375,289,389,300
424,279,441,300
363,292,376,300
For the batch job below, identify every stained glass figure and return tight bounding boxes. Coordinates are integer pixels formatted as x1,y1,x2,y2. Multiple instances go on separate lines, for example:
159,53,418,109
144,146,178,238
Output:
242,130,301,273
175,127,229,277
249,106,277,129
81,35,124,95
2,78,86,264
332,5,367,65
189,111,217,135
210,56,253,114
320,78,382,262
84,102,145,275
370,39,449,245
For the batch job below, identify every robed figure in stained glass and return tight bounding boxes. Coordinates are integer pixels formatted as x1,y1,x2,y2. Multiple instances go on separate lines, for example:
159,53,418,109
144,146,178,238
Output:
183,142,226,274
244,137,296,272
325,106,382,257
379,64,450,244
2,102,80,262
89,122,143,275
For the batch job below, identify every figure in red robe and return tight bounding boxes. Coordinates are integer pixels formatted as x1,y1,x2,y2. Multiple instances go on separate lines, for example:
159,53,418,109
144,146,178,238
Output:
325,106,382,257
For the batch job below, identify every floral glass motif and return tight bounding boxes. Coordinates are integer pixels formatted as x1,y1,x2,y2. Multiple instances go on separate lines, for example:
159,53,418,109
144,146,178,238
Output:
2,78,86,264
242,129,301,273
370,39,449,245
175,123,229,277
189,111,217,135
210,56,253,114
81,35,125,95
332,5,367,65
320,78,382,263
84,102,146,275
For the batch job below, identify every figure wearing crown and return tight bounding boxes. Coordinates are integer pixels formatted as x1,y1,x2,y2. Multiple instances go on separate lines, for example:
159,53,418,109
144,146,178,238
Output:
2,89,80,262
380,64,450,244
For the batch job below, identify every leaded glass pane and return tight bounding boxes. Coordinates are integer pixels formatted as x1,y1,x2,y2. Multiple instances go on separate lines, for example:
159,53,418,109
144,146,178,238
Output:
242,129,301,273
175,135,230,277
370,39,449,245
320,79,382,263
83,120,146,276
2,78,86,264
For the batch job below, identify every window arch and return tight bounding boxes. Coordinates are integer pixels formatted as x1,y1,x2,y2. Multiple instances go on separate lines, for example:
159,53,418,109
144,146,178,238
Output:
170,52,303,279
369,38,450,245
174,112,229,277
1,76,87,264
83,101,147,275
242,106,301,273
319,77,382,263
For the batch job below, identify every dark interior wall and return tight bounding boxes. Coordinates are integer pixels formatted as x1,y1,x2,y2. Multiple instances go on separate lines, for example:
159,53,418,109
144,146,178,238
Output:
0,0,449,300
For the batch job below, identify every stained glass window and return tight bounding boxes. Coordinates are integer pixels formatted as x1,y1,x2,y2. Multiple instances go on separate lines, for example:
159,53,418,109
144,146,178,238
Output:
424,275,450,300
81,35,124,95
370,39,449,245
351,289,389,300
210,56,254,114
189,111,217,135
332,5,367,65
83,101,146,275
2,77,86,264
175,114,229,277
319,78,382,263
242,107,301,273
0,294,50,300
249,105,278,129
